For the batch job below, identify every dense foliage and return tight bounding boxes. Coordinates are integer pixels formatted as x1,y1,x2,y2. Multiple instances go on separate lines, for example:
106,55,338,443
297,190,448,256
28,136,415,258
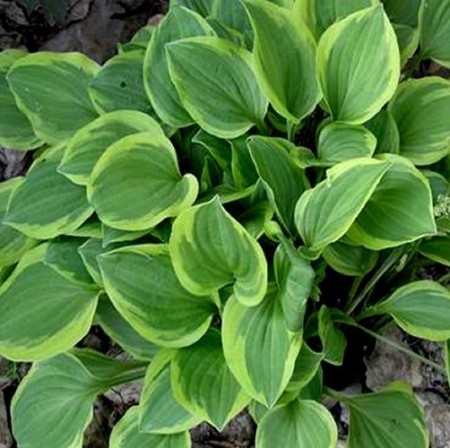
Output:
1,0,450,446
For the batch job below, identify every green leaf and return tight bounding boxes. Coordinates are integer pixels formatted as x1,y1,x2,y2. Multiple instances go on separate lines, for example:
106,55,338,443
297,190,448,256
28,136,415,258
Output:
230,136,259,189
59,110,164,186
4,149,93,240
419,0,450,68
96,297,159,361
78,238,117,287
365,110,400,155
170,0,215,16
316,5,400,124
348,154,437,250
296,0,378,39
171,330,250,430
274,240,315,332
423,170,450,204
139,350,200,434
375,280,450,341
110,407,191,448
248,136,308,235
256,399,338,448
393,24,419,67
12,353,97,448
7,52,99,145
88,132,198,231
222,291,302,406
418,235,450,267
323,241,378,276
0,245,98,361
144,6,215,128
45,237,96,286
285,344,324,396
167,36,268,139
98,244,216,347
0,49,41,150
214,0,254,48
0,178,36,267
119,25,155,53
338,382,429,448
388,78,450,166
318,122,377,164
169,197,267,306
243,0,320,123
101,224,149,246
89,51,153,115
382,0,421,27
295,158,390,257
318,306,346,365
12,351,146,448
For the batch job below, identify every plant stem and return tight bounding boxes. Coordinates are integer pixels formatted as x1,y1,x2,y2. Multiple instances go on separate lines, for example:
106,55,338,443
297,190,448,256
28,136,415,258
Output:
345,276,364,308
438,271,450,284
287,120,299,142
346,248,403,314
356,324,445,373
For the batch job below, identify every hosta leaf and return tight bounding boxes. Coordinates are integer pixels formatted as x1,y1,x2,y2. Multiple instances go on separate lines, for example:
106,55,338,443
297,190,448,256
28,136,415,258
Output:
230,136,259,189
78,238,116,287
167,36,268,139
318,122,377,163
318,306,346,365
0,178,36,267
294,158,390,257
296,0,378,39
110,407,191,448
0,245,98,361
171,330,250,430
88,132,198,231
98,244,216,347
418,235,450,267
316,6,400,124
0,49,41,150
323,241,378,276
348,154,436,250
13,351,145,448
169,197,267,306
393,24,419,67
12,353,96,448
89,51,152,114
139,350,200,434
144,6,214,128
423,170,450,203
388,78,450,166
101,224,149,246
4,150,93,240
119,25,155,53
222,292,302,406
59,110,164,186
256,400,338,448
419,0,450,68
45,237,95,286
285,344,324,396
248,136,308,235
7,52,99,145
96,297,159,361
274,240,315,332
338,382,429,448
365,110,400,155
170,0,215,17
214,0,254,48
382,0,421,27
375,280,450,341
244,0,320,123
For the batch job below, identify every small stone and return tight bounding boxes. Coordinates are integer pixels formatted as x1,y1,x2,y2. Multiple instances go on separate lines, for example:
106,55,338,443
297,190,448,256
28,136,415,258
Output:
364,327,425,389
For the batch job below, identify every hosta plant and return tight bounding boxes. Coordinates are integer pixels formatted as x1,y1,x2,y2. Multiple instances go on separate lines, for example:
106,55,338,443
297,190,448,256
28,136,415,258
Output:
1,0,450,447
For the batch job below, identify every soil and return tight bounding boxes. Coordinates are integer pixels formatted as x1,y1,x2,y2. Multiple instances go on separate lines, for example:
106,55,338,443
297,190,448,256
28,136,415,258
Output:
1,2,450,447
